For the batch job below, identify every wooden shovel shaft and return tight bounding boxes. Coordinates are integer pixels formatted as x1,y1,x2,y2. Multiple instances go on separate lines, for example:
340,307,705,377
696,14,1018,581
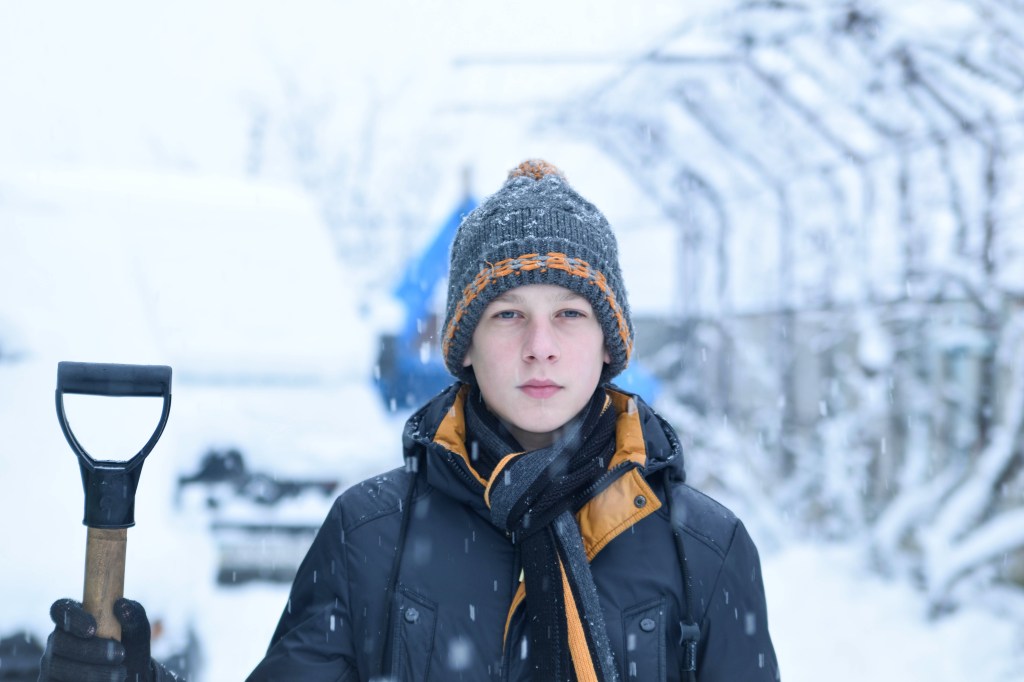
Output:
83,527,127,641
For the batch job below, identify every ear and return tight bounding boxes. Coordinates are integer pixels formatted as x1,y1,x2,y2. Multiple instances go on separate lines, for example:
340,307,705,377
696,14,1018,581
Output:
603,348,611,364
462,345,473,368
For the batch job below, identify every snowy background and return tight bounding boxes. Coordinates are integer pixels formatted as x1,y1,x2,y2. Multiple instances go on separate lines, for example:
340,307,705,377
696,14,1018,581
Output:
2,1,1023,680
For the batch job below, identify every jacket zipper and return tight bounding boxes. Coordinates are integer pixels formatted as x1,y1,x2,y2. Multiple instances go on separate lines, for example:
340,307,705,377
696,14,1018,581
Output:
444,448,485,490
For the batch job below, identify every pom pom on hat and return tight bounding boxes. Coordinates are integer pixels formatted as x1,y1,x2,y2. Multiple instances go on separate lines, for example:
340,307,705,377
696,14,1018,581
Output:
507,159,565,181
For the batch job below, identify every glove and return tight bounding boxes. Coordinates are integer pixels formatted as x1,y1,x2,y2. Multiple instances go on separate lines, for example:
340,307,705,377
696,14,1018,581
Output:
38,597,168,682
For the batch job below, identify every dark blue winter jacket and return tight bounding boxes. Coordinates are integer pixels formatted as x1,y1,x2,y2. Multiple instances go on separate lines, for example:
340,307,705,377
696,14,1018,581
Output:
248,384,778,681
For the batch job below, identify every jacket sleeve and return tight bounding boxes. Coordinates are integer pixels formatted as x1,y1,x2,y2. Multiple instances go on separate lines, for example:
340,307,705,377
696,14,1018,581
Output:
247,499,358,682
697,520,779,681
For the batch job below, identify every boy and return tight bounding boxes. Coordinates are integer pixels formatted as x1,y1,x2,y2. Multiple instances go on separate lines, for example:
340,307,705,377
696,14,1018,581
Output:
40,160,778,681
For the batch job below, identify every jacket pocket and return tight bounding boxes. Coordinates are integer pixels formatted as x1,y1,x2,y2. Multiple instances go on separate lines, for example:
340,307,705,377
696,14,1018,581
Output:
621,598,666,681
391,586,438,682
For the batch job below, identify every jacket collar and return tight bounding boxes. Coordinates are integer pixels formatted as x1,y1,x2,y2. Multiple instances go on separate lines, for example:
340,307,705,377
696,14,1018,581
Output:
403,383,684,557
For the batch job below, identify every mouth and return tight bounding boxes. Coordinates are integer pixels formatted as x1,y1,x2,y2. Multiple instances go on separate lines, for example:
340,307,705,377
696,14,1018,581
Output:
519,380,562,400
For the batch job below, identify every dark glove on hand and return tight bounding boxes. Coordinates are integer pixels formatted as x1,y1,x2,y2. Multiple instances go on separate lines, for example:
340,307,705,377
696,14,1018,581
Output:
39,597,156,682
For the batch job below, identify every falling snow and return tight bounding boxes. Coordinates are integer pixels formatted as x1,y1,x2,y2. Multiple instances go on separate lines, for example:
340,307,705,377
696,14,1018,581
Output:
0,2,1022,681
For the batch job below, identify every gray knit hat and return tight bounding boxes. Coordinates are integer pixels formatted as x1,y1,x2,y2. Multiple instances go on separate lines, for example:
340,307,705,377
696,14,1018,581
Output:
442,160,633,383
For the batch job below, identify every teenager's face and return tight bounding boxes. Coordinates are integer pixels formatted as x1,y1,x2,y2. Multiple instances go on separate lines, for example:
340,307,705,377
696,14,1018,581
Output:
463,284,609,450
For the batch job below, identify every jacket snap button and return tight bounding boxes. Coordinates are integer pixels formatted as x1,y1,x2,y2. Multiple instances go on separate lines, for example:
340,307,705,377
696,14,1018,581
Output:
640,617,656,632
634,495,647,508
404,607,419,624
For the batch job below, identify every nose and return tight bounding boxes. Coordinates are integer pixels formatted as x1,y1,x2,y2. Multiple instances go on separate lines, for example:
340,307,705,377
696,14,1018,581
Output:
523,317,559,363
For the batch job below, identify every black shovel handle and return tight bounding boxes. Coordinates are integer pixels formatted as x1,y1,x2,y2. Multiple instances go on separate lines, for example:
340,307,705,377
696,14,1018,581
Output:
58,361,171,398
54,362,173,641
55,361,172,528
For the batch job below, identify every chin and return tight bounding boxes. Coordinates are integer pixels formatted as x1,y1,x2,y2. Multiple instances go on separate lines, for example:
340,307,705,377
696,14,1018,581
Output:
513,406,574,435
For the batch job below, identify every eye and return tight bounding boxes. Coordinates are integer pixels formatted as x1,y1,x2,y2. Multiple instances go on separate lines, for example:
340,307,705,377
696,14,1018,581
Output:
560,309,587,319
494,310,520,319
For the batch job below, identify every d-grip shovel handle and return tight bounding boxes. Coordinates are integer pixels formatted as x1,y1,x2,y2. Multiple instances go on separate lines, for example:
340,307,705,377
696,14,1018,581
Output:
55,361,172,640
56,362,172,490
58,361,171,398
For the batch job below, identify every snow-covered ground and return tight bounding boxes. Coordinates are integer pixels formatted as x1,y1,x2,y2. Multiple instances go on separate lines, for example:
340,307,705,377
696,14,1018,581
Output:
765,543,1024,682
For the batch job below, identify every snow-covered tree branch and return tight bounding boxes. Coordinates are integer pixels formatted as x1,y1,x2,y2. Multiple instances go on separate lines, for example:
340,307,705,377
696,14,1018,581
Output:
556,0,1024,611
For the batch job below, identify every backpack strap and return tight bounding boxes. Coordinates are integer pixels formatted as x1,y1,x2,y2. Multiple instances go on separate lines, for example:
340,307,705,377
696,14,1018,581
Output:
376,463,420,679
665,473,701,682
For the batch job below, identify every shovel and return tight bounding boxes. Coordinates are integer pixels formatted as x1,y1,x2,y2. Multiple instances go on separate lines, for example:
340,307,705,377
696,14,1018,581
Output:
55,361,172,640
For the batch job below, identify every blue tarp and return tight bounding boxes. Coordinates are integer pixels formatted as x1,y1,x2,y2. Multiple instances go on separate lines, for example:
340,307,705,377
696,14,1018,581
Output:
376,195,477,408
393,195,478,340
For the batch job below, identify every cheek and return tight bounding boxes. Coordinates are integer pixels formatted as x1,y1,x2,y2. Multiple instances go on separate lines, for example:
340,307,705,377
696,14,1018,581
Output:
463,339,514,382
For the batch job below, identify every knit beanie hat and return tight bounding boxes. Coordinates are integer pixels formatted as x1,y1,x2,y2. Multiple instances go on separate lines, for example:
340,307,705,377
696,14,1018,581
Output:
442,160,633,384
